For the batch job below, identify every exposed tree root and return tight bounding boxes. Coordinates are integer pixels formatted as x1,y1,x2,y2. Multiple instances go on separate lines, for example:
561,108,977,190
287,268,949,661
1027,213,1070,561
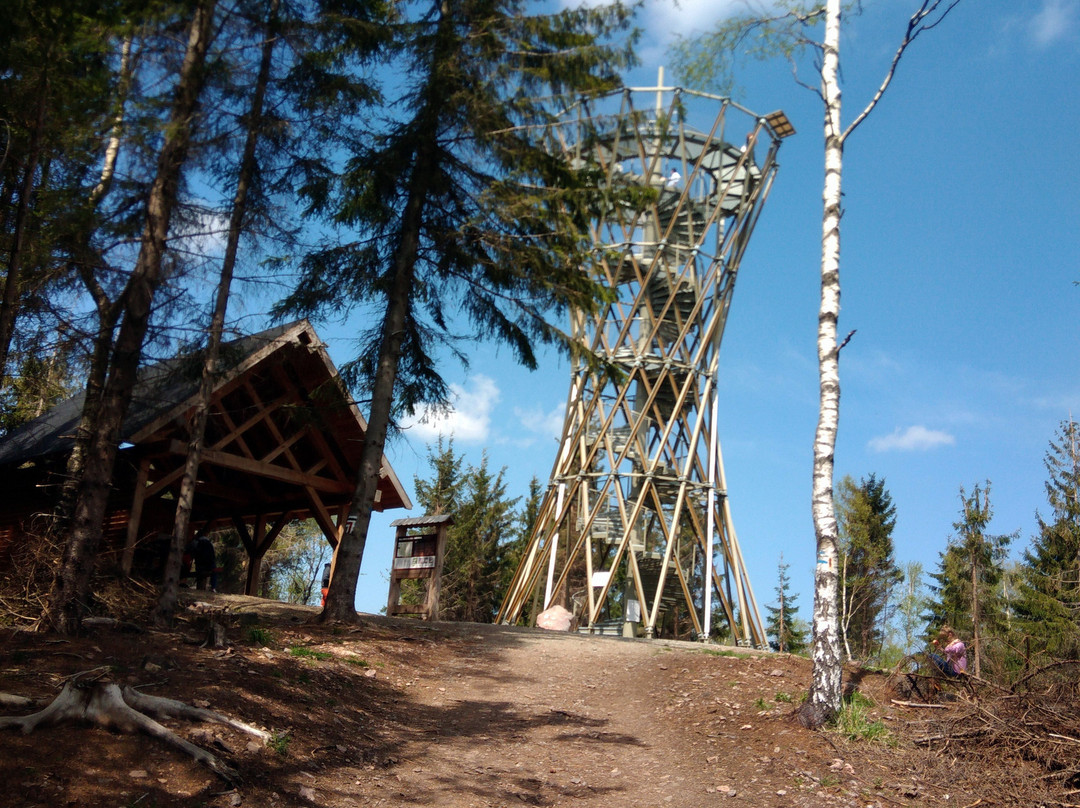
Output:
0,693,35,708
0,673,269,785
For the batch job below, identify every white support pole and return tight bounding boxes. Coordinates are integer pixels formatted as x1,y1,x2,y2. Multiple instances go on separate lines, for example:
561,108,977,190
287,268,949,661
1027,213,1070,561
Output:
704,379,720,639
544,482,567,610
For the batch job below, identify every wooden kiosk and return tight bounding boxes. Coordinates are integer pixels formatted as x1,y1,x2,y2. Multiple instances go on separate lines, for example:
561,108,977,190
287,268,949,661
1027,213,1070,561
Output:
386,514,453,620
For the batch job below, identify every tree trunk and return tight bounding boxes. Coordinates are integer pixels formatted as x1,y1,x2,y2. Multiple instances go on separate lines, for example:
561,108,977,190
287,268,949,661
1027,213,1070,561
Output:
156,0,279,627
319,200,423,622
799,0,844,729
970,541,981,677
42,0,218,634
0,76,48,382
52,263,124,541
319,134,437,622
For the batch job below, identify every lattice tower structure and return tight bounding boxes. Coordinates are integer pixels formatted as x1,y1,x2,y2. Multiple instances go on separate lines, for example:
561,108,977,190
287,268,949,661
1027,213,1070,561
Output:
498,85,787,646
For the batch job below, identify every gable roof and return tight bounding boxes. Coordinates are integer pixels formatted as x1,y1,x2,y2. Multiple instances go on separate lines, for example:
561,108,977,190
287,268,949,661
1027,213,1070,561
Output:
0,321,411,554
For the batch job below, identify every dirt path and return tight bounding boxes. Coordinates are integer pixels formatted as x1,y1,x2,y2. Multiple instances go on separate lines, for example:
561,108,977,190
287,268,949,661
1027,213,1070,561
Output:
336,624,864,808
0,600,927,807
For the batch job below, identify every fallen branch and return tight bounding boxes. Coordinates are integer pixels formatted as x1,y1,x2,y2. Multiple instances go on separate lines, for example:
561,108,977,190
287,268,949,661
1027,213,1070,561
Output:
891,699,949,709
912,728,988,745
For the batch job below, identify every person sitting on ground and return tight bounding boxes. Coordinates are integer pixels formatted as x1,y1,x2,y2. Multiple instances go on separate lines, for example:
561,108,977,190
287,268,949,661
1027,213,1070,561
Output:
929,625,967,677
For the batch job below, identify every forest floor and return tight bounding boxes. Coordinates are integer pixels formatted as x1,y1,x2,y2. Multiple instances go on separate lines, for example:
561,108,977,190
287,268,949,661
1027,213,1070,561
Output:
0,592,1066,808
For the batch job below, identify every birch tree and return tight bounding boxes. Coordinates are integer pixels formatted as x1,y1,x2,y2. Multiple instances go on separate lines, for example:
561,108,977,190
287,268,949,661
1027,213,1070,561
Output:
672,0,960,726
44,0,219,634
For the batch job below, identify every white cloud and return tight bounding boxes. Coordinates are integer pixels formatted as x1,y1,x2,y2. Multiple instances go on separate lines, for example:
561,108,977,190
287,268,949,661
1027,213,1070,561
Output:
1029,0,1078,47
867,425,956,453
402,375,500,443
646,0,745,39
512,402,567,444
562,0,746,50
170,207,229,260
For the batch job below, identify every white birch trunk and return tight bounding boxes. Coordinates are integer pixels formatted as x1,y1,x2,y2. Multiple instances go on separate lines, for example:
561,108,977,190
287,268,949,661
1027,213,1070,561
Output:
800,0,845,728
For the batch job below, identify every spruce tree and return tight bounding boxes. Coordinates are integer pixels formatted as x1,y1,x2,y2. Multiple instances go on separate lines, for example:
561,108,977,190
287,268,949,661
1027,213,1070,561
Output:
414,442,521,623
836,474,901,661
1015,419,1080,658
277,0,636,623
44,0,221,633
926,482,1015,677
766,554,806,654
413,437,466,518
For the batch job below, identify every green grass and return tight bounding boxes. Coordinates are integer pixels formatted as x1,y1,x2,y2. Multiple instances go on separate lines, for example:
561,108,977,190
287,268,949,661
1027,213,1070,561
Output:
833,692,893,744
699,648,752,660
269,730,291,757
775,691,793,703
345,656,370,668
754,697,771,710
289,646,332,661
247,626,273,646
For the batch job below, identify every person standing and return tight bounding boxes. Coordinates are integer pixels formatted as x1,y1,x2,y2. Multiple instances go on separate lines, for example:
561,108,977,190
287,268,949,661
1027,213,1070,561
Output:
192,533,217,592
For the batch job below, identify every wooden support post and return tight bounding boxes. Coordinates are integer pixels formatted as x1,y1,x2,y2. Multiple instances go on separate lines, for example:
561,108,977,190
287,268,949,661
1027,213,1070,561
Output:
121,458,152,576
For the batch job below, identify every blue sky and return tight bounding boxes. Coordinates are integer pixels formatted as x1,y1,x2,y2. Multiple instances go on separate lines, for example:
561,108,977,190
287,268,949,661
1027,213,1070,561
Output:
304,0,1080,621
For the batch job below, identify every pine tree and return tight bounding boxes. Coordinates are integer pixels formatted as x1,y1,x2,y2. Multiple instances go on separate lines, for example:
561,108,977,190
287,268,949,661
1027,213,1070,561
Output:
1015,419,1080,658
926,482,1015,677
277,0,636,623
414,442,521,623
766,554,806,654
836,474,901,661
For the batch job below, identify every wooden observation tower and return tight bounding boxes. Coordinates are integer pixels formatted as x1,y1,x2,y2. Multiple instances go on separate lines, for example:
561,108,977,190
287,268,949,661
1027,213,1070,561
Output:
498,81,793,646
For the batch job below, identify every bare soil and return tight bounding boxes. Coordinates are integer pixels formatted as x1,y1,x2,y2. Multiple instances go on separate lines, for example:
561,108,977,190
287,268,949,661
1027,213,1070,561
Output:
0,594,1044,807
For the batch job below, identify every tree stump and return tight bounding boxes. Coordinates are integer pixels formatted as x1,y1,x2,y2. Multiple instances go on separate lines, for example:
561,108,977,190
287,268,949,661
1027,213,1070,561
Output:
0,671,269,785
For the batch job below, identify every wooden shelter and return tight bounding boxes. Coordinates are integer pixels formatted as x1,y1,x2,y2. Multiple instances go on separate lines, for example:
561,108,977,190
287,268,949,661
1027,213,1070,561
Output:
0,321,411,593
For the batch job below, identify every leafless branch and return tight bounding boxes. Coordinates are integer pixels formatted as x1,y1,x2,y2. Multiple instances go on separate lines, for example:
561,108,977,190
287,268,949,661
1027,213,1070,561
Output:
842,0,962,143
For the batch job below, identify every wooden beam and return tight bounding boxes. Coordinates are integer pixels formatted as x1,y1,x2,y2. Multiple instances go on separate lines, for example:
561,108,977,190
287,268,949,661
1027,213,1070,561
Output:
304,485,340,550
168,440,351,494
210,392,291,453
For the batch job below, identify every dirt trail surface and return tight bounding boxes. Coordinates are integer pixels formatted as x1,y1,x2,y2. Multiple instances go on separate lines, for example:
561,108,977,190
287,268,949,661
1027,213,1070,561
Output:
0,595,981,808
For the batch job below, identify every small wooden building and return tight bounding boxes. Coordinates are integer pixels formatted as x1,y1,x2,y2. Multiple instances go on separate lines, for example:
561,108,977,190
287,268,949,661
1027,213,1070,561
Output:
0,320,411,593
386,514,454,620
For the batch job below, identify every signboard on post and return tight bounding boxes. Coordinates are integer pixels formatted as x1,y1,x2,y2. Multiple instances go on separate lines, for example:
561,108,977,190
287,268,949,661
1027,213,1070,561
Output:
385,514,454,620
